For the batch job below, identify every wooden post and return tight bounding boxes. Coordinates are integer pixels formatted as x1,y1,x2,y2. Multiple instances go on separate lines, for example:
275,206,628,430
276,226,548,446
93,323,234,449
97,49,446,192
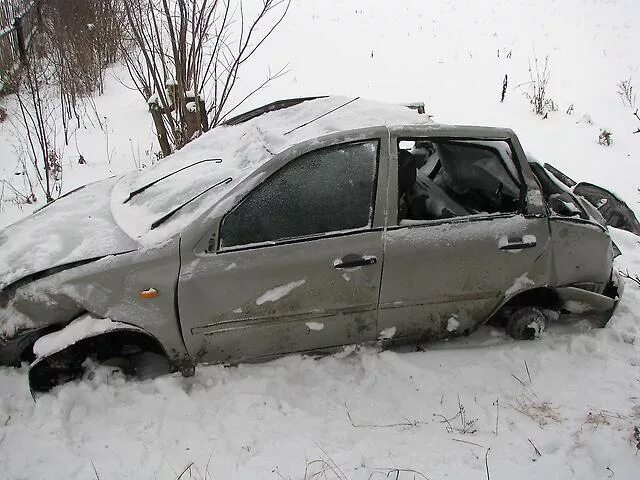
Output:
184,92,200,140
13,16,26,65
199,98,209,132
149,104,172,158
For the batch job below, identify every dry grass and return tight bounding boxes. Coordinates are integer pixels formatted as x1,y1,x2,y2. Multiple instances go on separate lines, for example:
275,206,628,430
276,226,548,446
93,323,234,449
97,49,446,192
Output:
434,395,478,434
583,409,627,429
511,395,563,427
523,52,557,118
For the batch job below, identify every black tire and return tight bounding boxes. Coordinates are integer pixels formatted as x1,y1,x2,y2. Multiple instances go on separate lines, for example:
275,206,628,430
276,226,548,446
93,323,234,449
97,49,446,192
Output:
506,306,548,340
131,352,171,380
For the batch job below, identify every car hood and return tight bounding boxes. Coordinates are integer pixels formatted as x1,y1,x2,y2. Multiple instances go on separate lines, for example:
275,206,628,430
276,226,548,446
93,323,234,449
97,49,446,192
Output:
0,177,139,291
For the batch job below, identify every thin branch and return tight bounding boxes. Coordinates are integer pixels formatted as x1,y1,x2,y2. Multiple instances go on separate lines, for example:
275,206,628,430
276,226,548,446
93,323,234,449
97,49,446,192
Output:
90,461,101,480
346,403,427,429
512,374,527,387
217,64,289,122
451,438,485,448
528,438,542,457
485,448,491,480
175,462,195,480
619,269,640,287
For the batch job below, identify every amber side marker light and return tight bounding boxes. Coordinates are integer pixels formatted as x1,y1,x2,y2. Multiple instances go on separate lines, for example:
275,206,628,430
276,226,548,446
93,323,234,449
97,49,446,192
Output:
139,288,159,299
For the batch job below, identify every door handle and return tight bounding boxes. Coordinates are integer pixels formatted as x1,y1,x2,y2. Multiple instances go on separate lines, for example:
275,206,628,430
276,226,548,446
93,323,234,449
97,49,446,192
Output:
333,254,377,269
499,235,537,251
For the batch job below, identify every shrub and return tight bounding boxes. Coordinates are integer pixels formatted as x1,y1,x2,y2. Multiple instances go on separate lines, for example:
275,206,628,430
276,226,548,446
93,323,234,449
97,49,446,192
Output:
617,77,636,109
524,53,556,118
598,129,613,146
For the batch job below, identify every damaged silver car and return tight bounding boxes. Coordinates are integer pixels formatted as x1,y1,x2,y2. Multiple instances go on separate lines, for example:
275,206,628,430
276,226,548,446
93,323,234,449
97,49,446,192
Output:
0,96,631,392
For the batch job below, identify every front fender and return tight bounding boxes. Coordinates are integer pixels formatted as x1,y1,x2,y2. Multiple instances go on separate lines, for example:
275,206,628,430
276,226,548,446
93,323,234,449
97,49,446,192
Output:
28,314,161,393
31,314,144,359
556,269,624,326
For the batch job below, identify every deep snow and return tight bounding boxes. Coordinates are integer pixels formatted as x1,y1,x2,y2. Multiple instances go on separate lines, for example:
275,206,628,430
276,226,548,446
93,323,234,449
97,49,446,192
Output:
1,0,640,479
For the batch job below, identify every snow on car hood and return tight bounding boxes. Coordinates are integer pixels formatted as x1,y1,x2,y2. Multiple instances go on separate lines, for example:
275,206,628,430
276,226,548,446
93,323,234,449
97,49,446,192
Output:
0,177,138,291
111,96,432,245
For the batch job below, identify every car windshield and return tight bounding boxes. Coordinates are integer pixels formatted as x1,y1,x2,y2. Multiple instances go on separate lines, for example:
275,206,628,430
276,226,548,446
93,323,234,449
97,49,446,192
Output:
111,160,242,244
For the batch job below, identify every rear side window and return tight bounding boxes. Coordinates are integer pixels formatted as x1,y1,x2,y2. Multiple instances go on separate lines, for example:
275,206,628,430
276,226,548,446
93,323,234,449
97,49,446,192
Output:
219,141,379,248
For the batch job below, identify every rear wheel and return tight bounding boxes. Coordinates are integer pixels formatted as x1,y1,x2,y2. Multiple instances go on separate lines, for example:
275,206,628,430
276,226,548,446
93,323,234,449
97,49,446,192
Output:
506,306,548,340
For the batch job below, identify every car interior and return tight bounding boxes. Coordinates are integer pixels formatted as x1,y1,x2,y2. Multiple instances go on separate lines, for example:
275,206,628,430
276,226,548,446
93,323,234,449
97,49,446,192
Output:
397,139,523,223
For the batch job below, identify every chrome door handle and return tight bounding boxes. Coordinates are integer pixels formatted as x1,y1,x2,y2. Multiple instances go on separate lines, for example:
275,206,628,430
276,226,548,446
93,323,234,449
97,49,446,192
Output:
499,235,537,251
334,254,377,269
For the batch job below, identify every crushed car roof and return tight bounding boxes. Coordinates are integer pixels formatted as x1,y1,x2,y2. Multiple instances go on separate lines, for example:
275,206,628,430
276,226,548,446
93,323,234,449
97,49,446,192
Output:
111,96,433,244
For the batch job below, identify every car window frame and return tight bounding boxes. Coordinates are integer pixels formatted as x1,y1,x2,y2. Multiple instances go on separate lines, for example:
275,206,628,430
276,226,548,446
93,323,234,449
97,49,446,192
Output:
214,135,386,253
390,134,529,229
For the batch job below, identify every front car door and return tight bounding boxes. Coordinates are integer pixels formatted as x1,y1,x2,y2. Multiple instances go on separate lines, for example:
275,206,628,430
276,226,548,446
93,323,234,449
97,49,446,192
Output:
178,128,389,364
378,126,551,342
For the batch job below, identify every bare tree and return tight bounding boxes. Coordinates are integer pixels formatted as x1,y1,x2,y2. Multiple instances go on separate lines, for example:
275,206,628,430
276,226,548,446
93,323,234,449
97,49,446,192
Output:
42,0,125,144
3,1,129,206
11,48,63,203
0,0,29,29
121,0,290,157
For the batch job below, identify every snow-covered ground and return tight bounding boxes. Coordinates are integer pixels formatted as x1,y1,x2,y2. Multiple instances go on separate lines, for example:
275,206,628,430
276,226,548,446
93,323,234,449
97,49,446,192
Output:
1,0,639,479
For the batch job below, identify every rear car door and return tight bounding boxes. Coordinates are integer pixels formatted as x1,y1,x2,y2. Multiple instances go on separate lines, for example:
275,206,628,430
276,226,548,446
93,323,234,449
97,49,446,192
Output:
378,127,551,342
178,130,389,363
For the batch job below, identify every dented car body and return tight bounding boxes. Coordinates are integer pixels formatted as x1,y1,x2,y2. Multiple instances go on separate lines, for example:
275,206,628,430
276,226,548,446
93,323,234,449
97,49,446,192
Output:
0,96,629,391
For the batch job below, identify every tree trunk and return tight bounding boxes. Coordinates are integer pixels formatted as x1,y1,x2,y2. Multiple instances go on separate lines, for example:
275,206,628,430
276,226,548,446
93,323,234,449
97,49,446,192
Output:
150,106,171,157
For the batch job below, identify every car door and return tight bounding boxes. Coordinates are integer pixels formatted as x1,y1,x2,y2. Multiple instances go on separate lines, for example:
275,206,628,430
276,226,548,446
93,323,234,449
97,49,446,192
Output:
378,127,551,342
178,131,388,364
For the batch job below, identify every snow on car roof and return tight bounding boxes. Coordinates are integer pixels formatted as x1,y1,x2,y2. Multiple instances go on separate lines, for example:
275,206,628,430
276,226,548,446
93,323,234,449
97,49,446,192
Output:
111,96,432,245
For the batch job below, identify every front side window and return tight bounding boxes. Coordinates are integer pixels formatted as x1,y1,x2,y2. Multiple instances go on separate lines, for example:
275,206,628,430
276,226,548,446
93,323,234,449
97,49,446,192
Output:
219,141,379,248
397,139,522,223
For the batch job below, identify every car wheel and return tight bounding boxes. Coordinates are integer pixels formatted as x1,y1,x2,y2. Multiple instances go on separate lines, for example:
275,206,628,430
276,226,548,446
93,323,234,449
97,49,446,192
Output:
131,351,171,379
88,353,170,381
506,306,547,340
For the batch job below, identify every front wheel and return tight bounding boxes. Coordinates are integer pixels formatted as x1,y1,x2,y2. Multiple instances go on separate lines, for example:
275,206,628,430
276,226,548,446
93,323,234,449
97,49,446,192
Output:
506,306,548,340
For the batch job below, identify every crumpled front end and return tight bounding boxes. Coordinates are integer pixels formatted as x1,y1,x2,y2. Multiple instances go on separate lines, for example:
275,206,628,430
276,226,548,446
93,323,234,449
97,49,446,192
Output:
556,268,624,327
0,283,84,366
